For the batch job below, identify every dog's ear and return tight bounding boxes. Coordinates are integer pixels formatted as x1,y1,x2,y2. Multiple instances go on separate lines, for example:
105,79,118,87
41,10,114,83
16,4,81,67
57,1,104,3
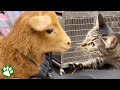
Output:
29,15,52,31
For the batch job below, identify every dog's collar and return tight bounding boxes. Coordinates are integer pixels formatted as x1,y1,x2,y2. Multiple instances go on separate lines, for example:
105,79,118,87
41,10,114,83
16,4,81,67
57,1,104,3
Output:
26,54,38,65
19,52,38,65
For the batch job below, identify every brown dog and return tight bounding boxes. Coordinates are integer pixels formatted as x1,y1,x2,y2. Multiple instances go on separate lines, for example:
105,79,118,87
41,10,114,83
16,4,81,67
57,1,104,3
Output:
0,11,71,79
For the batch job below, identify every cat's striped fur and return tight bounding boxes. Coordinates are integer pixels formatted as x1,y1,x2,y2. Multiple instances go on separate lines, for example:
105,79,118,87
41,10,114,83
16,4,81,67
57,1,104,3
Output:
68,13,120,70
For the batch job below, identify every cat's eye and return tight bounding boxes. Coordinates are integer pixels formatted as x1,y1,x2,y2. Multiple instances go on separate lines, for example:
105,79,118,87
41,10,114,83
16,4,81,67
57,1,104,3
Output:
89,42,95,47
102,34,108,36
103,38,107,41
46,29,54,34
102,37,107,41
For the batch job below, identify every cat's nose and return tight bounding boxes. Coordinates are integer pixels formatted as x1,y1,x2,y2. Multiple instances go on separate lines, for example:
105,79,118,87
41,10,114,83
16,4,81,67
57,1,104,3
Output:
81,42,87,47
76,42,87,47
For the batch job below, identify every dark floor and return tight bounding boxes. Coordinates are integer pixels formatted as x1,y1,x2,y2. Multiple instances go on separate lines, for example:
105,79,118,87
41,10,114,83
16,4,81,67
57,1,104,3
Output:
52,69,120,79
52,64,120,79
36,63,120,79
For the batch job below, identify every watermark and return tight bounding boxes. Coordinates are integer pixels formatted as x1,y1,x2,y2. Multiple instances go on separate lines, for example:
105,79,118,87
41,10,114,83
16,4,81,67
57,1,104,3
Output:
2,65,14,78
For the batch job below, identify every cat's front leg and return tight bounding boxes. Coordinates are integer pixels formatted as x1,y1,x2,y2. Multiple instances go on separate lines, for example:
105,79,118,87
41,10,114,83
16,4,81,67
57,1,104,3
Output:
68,57,104,70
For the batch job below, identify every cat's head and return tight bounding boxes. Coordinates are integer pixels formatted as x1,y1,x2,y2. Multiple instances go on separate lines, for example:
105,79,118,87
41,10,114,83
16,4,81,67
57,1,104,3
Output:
79,13,118,56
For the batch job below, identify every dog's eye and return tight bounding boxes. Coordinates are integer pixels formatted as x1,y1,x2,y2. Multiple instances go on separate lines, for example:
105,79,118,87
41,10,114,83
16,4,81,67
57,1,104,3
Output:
46,29,53,34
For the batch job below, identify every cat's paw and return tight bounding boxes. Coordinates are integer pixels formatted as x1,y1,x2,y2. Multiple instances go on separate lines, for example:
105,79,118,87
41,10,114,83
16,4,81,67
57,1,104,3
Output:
68,62,83,70
68,63,75,70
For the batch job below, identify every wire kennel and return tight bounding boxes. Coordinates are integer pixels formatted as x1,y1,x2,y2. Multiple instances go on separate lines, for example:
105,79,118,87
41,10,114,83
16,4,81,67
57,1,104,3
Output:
53,11,120,75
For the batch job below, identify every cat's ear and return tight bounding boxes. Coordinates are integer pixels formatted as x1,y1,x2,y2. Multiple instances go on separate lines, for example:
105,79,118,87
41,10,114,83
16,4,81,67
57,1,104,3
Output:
105,35,118,49
96,13,106,29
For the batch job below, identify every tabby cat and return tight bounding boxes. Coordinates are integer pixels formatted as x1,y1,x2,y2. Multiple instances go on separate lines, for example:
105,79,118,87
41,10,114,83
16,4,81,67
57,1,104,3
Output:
68,13,120,71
